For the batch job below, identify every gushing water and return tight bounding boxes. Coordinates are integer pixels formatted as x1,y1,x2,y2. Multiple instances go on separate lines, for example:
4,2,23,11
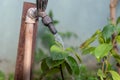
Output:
54,33,64,48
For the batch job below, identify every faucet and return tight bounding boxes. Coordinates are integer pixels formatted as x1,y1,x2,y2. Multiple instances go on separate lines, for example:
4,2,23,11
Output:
26,0,57,34
37,0,57,34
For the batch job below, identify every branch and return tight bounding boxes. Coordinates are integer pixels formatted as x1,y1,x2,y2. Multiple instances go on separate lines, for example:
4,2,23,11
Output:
110,0,118,24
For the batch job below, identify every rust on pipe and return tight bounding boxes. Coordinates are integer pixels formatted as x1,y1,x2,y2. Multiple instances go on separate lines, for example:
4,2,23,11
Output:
14,2,38,80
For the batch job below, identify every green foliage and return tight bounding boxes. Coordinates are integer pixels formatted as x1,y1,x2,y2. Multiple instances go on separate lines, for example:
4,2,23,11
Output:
50,45,68,60
102,24,115,41
8,73,14,80
0,71,5,80
109,70,120,80
82,47,96,55
46,57,64,68
75,65,98,80
80,17,120,80
65,47,82,63
97,69,106,80
80,30,100,49
0,71,14,80
39,42,81,79
94,44,112,60
65,56,79,75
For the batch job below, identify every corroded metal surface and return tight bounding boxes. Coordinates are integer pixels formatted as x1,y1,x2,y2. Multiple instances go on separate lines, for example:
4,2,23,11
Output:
14,2,38,80
37,0,48,12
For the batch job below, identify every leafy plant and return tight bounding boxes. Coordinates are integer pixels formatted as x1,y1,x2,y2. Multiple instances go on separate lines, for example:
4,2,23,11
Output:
39,42,81,80
80,17,120,80
33,10,80,80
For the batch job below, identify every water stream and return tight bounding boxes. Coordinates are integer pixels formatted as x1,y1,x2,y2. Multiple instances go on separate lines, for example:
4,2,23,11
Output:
54,33,64,49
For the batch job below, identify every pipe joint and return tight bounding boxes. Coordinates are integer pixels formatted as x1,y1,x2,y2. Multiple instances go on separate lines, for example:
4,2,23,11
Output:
25,8,37,24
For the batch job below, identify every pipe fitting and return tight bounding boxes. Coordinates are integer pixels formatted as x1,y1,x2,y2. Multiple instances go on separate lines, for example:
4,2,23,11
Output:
25,8,37,24
38,11,47,17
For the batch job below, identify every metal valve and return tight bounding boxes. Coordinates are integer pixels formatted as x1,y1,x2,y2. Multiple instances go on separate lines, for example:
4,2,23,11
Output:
36,0,57,34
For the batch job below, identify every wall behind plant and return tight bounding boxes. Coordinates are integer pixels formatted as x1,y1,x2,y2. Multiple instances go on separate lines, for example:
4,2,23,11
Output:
0,0,120,74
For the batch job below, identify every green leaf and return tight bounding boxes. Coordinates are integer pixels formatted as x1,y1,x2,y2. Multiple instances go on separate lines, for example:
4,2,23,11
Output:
50,45,68,60
41,58,49,72
65,47,82,63
102,24,115,41
117,16,120,25
94,44,112,60
65,62,72,75
45,68,60,77
109,70,120,80
97,69,106,80
0,71,5,80
80,30,100,49
65,56,79,75
46,57,65,68
82,47,96,55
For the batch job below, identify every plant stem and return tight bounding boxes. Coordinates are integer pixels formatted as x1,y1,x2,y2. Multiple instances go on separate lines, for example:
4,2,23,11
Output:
110,0,120,74
60,64,64,80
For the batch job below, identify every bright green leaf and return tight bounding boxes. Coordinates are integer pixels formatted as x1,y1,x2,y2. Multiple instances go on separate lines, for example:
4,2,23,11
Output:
50,45,68,60
65,56,79,75
94,44,112,59
46,57,64,68
109,70,120,80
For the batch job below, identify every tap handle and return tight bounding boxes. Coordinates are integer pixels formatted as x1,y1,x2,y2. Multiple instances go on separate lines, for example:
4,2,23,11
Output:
36,0,48,12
